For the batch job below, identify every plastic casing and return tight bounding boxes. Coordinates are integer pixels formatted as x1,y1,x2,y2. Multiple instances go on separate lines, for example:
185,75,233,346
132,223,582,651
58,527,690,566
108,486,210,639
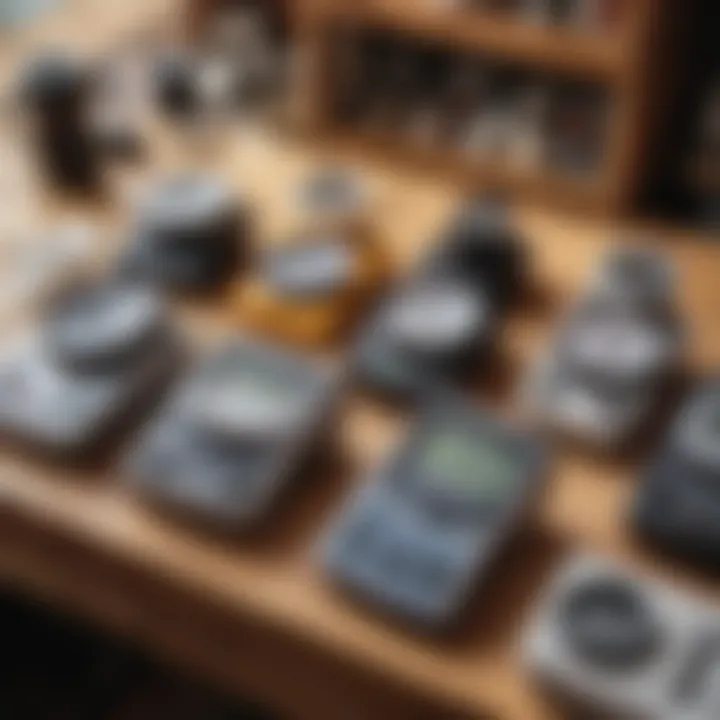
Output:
322,399,547,629
125,339,341,527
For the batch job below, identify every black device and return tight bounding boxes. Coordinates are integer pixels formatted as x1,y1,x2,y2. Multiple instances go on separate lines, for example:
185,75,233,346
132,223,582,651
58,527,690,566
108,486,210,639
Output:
0,282,182,458
354,276,493,400
322,397,547,628
426,196,525,309
125,339,340,527
354,197,524,400
20,52,100,191
120,175,248,292
633,379,720,572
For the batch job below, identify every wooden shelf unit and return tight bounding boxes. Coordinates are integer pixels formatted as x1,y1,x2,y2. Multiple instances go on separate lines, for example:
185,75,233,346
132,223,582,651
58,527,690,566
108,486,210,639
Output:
320,0,625,80
273,0,672,215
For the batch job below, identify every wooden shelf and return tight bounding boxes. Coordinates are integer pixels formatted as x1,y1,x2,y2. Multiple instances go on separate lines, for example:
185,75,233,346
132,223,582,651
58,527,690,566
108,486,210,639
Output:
321,126,608,212
325,0,624,81
186,0,676,214
287,0,677,214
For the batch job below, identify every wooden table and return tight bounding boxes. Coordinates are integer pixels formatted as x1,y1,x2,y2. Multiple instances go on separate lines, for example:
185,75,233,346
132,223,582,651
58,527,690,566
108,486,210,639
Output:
1,3,720,719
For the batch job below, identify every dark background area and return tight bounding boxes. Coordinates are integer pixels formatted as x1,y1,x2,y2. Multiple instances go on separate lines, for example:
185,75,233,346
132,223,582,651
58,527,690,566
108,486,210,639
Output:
648,0,720,226
0,591,274,719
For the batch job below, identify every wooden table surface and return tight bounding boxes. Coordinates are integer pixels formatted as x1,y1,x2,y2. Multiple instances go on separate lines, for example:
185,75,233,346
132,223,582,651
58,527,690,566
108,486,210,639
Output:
1,3,720,719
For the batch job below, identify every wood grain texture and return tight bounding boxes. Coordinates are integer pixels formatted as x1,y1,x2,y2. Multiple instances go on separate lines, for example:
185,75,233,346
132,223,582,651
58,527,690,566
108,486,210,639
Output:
0,2,719,719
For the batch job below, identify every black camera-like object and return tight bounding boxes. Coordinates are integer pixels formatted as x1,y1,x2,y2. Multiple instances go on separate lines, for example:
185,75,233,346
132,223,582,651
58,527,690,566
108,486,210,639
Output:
120,175,249,292
354,197,525,400
20,52,100,191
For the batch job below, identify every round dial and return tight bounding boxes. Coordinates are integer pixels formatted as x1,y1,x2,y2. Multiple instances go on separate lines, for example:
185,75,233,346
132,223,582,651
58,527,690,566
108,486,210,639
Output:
560,578,662,670
45,284,163,375
385,281,487,356
265,237,353,299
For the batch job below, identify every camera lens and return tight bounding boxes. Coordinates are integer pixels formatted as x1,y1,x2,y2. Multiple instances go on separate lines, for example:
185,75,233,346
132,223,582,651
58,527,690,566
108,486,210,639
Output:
560,577,662,670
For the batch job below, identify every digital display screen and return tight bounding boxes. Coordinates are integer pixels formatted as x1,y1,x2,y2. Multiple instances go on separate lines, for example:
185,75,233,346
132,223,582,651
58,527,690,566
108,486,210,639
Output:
193,353,311,435
387,282,482,351
211,356,305,405
418,426,521,500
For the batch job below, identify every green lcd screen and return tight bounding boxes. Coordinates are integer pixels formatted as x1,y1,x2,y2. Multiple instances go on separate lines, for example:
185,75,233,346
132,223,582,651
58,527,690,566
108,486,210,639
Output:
418,426,521,499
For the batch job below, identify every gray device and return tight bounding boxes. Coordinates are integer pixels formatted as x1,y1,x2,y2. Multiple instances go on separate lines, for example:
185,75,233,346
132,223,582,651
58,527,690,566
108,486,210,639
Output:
523,553,720,720
0,282,182,457
322,397,547,629
125,339,340,527
354,276,494,400
524,247,683,447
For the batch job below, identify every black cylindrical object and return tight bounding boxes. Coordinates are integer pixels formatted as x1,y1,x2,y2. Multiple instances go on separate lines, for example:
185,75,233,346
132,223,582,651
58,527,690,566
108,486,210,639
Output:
120,175,249,293
21,52,100,191
428,196,526,310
